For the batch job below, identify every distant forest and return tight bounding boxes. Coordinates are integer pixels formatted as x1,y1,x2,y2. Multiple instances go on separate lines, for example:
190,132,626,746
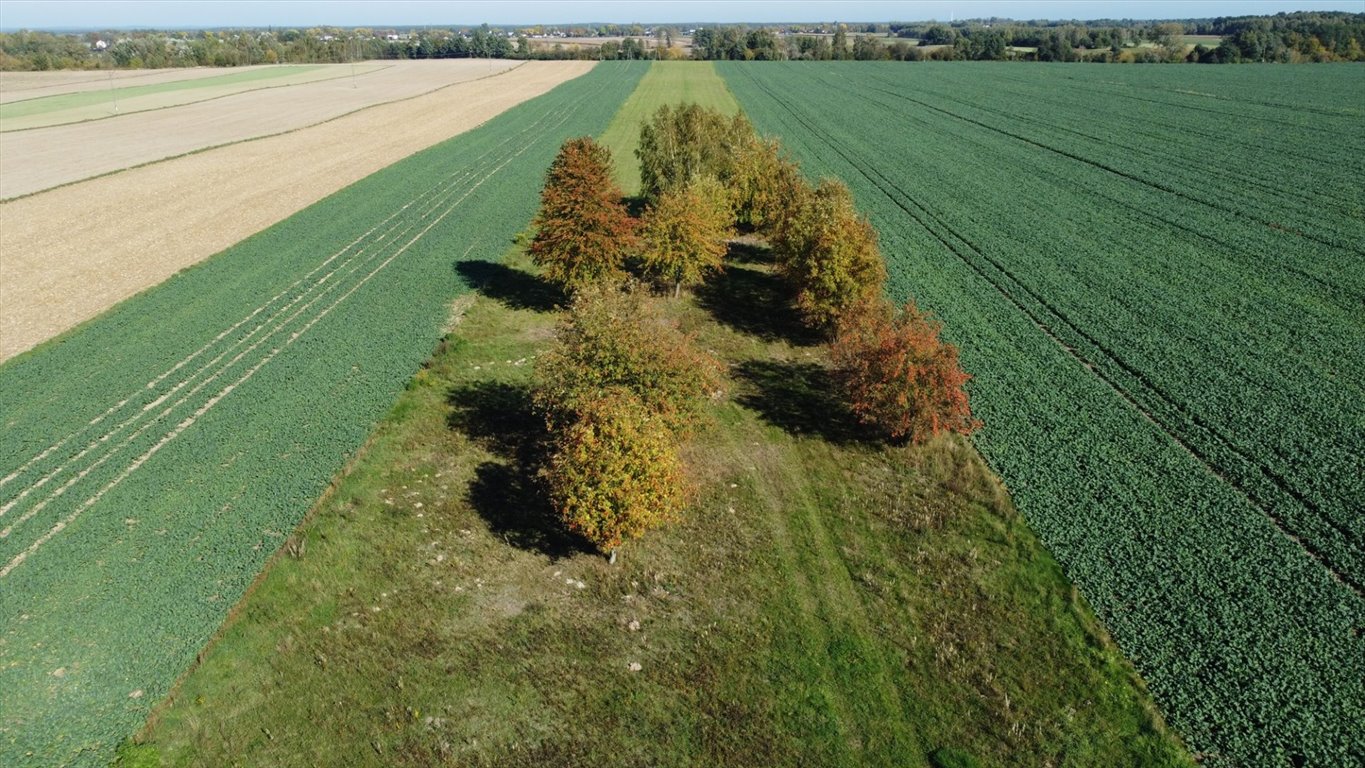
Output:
1,12,1362,70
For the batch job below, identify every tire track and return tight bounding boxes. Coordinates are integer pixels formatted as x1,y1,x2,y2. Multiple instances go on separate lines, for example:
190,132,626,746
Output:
0,71,617,575
729,65,1365,597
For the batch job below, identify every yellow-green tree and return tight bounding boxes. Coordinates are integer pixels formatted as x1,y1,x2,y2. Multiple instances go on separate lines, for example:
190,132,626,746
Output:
542,388,688,557
533,286,725,434
640,175,735,297
770,178,887,331
530,137,637,292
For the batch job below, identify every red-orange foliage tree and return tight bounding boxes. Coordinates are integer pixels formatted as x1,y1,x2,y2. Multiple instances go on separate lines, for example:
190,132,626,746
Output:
830,299,981,444
530,137,637,292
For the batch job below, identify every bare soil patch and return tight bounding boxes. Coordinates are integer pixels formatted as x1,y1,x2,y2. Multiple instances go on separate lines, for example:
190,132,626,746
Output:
0,60,594,362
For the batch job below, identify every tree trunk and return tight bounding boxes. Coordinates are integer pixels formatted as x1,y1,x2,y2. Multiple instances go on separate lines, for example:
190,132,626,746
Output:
608,548,617,565
674,281,681,299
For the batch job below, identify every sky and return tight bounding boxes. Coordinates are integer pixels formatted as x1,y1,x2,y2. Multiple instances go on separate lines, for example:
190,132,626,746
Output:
0,0,1360,30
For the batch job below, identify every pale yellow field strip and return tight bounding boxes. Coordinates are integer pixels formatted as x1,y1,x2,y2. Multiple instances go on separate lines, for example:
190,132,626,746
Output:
0,59,521,199
0,63,390,131
0,60,595,363
0,65,284,104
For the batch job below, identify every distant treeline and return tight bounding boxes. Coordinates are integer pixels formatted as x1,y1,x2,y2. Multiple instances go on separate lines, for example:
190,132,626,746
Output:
2,12,1362,71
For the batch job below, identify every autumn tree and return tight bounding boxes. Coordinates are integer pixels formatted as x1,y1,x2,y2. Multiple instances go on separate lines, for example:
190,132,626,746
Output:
541,388,688,558
770,178,887,331
640,175,735,297
530,136,637,292
533,286,725,434
830,298,981,444
728,134,805,234
637,104,756,201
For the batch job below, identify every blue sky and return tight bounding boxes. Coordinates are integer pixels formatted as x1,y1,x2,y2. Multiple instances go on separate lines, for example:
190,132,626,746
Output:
0,1,1359,30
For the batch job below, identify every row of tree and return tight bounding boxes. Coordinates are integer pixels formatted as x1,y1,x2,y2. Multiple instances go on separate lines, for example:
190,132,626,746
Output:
524,106,979,557
4,12,1361,70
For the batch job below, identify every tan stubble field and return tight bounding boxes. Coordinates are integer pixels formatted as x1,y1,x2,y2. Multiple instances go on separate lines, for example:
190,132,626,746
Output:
0,60,595,362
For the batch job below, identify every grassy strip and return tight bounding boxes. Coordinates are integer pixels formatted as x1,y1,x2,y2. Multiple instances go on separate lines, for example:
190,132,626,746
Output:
597,60,740,194
0,65,324,120
127,246,1192,767
0,61,647,768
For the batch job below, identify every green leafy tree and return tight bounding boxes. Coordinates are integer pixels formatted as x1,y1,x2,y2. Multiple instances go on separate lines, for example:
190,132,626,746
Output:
770,178,887,330
640,176,735,296
530,137,637,292
636,104,756,201
542,388,688,557
533,286,725,433
830,298,980,444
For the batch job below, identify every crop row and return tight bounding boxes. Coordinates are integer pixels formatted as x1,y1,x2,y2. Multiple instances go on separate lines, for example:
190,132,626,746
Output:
719,61,1364,765
0,61,648,767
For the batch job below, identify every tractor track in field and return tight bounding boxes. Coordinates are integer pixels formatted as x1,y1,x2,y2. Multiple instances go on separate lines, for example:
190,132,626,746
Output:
729,65,1365,600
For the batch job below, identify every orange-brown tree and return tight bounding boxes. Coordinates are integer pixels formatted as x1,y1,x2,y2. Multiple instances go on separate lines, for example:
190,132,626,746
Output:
639,175,735,297
530,137,637,292
541,388,688,558
770,178,887,331
830,298,981,444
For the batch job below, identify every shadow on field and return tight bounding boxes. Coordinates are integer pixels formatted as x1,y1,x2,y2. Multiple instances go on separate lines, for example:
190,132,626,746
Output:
734,360,870,446
455,260,565,313
446,380,587,558
696,242,821,347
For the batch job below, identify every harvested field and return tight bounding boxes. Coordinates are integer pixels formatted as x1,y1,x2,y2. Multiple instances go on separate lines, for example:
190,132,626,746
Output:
0,59,520,197
0,64,397,131
0,65,280,103
0,60,594,362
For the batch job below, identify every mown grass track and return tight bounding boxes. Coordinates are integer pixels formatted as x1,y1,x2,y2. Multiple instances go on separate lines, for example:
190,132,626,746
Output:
719,61,1365,765
0,61,647,767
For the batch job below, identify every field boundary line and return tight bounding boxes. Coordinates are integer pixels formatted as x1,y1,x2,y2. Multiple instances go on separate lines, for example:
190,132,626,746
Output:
0,64,386,133
0,71,610,575
0,93,570,504
0,59,541,203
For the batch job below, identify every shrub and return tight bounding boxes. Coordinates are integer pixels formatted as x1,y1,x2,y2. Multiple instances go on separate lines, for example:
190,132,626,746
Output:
530,136,637,292
770,178,887,331
533,286,725,433
639,175,735,297
542,389,688,554
831,298,981,444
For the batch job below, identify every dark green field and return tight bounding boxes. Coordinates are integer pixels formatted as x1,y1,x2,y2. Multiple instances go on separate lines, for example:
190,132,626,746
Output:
718,61,1364,764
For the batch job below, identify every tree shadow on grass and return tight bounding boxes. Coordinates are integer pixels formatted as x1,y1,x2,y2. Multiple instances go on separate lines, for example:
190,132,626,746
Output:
455,259,565,314
696,242,822,347
446,380,588,559
734,359,873,446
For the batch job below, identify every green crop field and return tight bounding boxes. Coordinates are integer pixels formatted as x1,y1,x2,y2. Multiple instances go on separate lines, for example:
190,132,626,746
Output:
0,65,325,121
597,60,740,193
112,59,1190,768
718,61,1365,765
0,61,648,767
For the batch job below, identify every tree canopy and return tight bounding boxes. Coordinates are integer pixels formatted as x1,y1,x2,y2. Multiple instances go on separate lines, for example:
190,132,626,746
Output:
529,137,637,292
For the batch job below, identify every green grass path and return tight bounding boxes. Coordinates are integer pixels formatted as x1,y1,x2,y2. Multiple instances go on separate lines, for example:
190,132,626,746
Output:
597,60,740,194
